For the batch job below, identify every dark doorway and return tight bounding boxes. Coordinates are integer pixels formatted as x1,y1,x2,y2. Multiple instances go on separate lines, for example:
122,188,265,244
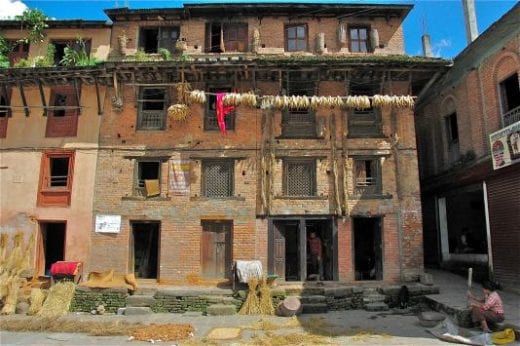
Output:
353,217,382,280
201,220,232,279
39,222,66,276
131,222,160,279
269,218,336,282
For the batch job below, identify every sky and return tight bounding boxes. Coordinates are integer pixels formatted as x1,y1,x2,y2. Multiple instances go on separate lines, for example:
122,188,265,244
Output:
0,0,517,58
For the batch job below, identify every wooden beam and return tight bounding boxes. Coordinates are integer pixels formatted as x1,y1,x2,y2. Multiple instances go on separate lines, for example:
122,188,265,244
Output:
94,77,103,115
37,80,47,116
15,83,30,116
74,78,81,115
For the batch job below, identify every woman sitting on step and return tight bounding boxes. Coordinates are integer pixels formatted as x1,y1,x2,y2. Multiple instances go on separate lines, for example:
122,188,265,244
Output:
468,281,505,333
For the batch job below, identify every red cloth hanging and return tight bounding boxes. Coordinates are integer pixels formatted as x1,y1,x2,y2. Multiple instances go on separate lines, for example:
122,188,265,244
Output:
216,92,235,135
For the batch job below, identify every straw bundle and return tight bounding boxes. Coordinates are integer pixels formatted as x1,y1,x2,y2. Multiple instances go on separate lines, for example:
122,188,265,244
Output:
239,277,260,315
1,278,19,315
38,281,75,318
189,90,206,104
175,82,192,105
258,277,274,315
168,104,191,121
27,288,46,315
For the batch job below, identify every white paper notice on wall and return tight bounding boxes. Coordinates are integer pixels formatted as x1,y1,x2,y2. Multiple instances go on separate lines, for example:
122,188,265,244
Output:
95,214,121,233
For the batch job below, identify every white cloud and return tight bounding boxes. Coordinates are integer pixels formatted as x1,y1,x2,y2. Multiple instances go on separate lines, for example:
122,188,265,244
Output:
0,0,28,19
431,38,452,58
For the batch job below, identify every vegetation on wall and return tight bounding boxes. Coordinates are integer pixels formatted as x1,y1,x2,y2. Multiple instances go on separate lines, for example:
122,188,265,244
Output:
15,9,49,45
60,38,100,67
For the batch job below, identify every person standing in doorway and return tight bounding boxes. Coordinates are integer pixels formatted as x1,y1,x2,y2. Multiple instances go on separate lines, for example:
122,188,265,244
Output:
308,232,323,280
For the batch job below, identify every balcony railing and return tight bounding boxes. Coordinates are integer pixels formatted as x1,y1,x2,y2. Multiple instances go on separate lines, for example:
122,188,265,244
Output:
503,105,520,127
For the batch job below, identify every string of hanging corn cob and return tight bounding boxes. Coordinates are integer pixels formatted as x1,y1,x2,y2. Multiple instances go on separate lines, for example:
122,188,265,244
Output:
189,90,206,104
175,82,192,105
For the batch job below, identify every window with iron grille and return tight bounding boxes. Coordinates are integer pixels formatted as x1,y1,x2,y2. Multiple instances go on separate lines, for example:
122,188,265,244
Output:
283,159,316,196
348,83,382,138
135,161,161,197
349,26,370,53
281,73,316,138
0,88,10,138
499,73,520,126
285,24,307,52
137,88,167,130
139,27,179,53
202,160,234,197
205,87,235,131
354,158,381,195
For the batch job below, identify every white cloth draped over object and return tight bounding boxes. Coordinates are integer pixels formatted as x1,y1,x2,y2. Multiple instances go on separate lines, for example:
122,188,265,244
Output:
235,260,263,283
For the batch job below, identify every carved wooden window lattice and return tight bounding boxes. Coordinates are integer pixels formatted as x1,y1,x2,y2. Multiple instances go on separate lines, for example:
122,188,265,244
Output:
281,72,317,138
202,160,234,197
348,83,382,138
137,87,167,130
283,159,316,196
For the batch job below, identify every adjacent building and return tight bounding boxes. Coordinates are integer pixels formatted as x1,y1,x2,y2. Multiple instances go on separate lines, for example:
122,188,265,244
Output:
415,3,519,291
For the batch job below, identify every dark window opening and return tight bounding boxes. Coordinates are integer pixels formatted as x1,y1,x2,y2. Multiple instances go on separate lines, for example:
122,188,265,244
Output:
285,24,307,52
283,159,316,196
53,94,67,117
202,160,233,197
131,222,160,279
7,40,29,66
201,221,232,279
499,73,520,113
348,83,381,137
354,217,382,280
49,157,70,187
0,91,9,138
205,86,235,131
354,158,382,195
51,40,91,66
446,112,459,142
136,161,160,197
39,222,66,276
206,23,248,53
350,27,370,53
139,27,179,53
138,87,166,130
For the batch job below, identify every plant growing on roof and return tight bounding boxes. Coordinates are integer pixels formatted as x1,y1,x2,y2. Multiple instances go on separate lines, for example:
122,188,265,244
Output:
158,48,171,61
0,36,10,68
60,38,99,67
15,9,48,45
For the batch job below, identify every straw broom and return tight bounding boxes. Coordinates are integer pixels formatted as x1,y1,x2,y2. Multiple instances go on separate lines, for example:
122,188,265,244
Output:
239,277,260,315
258,277,274,315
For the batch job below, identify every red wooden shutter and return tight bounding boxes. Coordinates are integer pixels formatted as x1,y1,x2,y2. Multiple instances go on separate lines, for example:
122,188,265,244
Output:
45,86,79,137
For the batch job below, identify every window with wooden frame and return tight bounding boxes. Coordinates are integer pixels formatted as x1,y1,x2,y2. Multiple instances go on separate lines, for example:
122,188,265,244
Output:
281,72,317,138
137,87,167,130
353,158,382,196
51,39,91,66
283,158,317,197
202,160,234,198
206,23,248,53
445,112,460,162
0,87,11,138
7,40,29,66
138,26,180,53
285,24,307,52
349,26,370,53
134,160,161,197
37,151,75,207
45,85,80,138
348,83,382,138
205,86,235,131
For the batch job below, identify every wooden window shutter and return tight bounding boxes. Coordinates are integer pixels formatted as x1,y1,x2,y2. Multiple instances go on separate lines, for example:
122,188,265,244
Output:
45,85,79,137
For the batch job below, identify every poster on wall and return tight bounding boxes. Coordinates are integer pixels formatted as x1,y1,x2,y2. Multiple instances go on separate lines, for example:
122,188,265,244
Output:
95,214,121,233
169,158,191,195
489,120,520,170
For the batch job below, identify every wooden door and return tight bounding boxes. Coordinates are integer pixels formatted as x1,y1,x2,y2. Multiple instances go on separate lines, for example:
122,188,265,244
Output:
273,222,286,279
201,221,231,278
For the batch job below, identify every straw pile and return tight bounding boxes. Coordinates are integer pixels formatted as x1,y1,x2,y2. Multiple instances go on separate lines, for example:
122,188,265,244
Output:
239,277,260,315
80,270,137,291
0,231,35,315
131,324,194,341
258,277,274,315
27,288,46,315
37,281,75,318
168,104,190,121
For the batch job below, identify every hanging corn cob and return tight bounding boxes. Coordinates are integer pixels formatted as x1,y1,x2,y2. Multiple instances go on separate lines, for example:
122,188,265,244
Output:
189,90,206,104
175,82,192,105
241,92,258,108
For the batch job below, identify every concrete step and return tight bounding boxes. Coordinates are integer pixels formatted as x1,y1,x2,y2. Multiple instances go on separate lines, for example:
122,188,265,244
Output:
299,295,326,304
364,302,389,312
363,294,386,304
124,307,152,315
126,295,155,307
206,304,236,316
302,303,328,314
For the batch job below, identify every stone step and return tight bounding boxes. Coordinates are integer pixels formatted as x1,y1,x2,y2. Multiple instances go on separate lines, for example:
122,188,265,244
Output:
363,294,386,304
302,303,328,314
133,287,158,296
364,302,389,312
299,295,326,304
126,295,155,307
206,304,236,316
124,307,152,315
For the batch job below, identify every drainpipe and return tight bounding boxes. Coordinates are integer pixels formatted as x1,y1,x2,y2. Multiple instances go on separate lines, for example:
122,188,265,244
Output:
482,181,494,279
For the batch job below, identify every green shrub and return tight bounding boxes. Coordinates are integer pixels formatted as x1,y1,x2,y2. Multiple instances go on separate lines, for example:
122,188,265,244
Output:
158,48,171,61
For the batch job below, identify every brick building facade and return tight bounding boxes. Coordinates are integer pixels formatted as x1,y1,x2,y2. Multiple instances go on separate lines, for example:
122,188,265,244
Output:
1,3,449,286
415,3,519,291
